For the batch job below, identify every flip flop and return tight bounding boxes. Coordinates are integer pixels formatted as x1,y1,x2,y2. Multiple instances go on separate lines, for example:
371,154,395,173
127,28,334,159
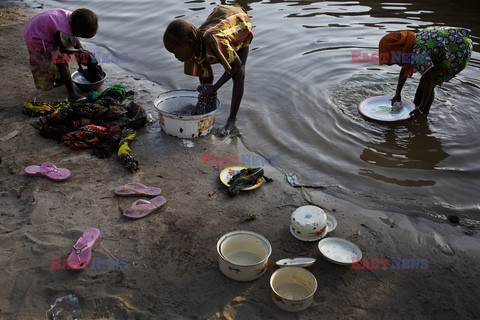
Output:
67,228,101,270
114,182,162,197
24,162,71,181
123,196,167,219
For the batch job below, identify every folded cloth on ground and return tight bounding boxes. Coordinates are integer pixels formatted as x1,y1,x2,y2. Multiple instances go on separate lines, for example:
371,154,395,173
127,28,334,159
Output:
23,100,68,116
87,83,132,101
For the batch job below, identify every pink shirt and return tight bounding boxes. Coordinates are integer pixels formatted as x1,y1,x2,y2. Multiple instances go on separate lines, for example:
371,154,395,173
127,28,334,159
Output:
24,8,73,51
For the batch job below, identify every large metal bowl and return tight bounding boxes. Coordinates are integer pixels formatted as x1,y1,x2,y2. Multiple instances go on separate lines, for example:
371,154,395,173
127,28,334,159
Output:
71,70,106,91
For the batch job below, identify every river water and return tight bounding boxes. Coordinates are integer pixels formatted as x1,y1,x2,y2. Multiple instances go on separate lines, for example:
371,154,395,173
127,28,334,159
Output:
43,0,480,222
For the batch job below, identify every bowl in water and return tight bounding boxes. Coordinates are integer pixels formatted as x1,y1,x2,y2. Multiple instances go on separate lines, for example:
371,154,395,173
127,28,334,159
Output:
270,266,317,312
71,70,106,91
153,90,219,139
290,205,328,242
216,230,272,282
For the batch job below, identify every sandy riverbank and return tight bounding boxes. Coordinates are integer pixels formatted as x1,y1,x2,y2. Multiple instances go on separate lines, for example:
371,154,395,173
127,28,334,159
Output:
0,4,479,320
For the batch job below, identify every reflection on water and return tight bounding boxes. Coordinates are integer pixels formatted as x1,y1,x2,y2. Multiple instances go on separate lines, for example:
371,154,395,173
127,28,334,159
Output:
360,120,449,170
359,119,449,187
43,0,480,221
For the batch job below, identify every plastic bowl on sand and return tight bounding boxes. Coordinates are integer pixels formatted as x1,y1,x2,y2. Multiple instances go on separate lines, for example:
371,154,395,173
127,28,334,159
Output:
153,90,219,139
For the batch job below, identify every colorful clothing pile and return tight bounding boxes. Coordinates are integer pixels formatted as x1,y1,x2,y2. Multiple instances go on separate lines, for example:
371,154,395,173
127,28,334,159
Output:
25,84,146,171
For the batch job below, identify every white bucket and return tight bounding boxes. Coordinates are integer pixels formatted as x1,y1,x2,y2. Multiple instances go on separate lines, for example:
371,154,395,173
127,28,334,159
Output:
153,90,219,138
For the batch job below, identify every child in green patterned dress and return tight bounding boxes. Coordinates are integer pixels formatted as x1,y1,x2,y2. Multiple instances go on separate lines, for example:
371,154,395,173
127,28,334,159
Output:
378,27,472,119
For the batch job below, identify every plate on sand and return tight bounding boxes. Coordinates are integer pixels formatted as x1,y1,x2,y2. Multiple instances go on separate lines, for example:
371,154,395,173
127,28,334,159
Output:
318,237,362,265
358,96,415,122
276,257,316,268
219,166,264,191
326,214,338,233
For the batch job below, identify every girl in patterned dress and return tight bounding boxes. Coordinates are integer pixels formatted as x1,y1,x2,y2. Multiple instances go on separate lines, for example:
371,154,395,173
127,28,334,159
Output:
163,5,253,136
24,8,98,100
378,27,472,119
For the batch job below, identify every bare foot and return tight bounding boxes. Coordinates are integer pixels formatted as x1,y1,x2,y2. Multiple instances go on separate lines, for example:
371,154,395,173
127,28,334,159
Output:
217,122,236,137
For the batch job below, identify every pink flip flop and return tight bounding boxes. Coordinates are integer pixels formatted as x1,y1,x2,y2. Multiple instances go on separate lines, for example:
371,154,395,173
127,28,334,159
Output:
67,228,101,270
114,182,161,197
123,196,167,219
25,162,71,181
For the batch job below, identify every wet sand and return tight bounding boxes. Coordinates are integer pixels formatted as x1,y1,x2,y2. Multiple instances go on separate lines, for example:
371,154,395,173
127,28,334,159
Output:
1,4,479,320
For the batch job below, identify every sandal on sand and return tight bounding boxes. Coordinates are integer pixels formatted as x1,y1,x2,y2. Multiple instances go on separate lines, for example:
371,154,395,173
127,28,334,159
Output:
123,196,167,219
25,162,71,181
67,228,101,270
115,182,161,197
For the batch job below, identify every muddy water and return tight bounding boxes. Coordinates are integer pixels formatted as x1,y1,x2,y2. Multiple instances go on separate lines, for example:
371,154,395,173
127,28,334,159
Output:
44,0,480,222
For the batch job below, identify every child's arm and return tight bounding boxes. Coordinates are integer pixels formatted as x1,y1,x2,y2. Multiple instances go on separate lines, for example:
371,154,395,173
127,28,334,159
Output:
199,48,247,97
392,67,408,105
56,31,85,54
202,60,239,94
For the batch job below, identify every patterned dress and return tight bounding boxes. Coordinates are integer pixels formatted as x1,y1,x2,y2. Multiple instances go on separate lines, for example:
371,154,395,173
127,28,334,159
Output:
412,27,472,86
184,5,253,78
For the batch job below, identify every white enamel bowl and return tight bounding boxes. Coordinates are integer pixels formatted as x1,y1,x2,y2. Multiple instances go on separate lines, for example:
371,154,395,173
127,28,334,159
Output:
270,267,317,312
217,230,272,282
290,205,328,242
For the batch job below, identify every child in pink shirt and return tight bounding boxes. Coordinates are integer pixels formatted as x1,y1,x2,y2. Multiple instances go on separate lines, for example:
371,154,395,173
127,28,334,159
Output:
24,8,98,100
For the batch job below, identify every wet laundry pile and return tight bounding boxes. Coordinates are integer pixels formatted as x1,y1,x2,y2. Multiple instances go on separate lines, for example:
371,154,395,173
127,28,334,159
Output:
24,84,146,171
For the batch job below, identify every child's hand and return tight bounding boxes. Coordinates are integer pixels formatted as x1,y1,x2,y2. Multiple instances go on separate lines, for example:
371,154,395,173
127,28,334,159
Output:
391,93,402,105
197,83,216,98
409,108,423,120
192,105,201,115
198,88,216,98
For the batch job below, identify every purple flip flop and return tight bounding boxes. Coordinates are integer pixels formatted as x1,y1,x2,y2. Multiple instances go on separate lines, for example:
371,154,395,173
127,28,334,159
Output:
25,162,71,181
67,228,101,270
123,196,167,219
114,182,161,197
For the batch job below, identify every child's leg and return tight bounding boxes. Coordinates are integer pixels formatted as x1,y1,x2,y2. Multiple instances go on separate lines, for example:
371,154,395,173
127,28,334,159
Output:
57,62,82,100
413,80,423,106
422,88,435,115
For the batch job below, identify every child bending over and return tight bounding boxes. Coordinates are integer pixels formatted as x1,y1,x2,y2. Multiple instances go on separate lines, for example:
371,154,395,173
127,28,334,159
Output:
163,5,253,136
24,8,98,100
378,27,472,119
